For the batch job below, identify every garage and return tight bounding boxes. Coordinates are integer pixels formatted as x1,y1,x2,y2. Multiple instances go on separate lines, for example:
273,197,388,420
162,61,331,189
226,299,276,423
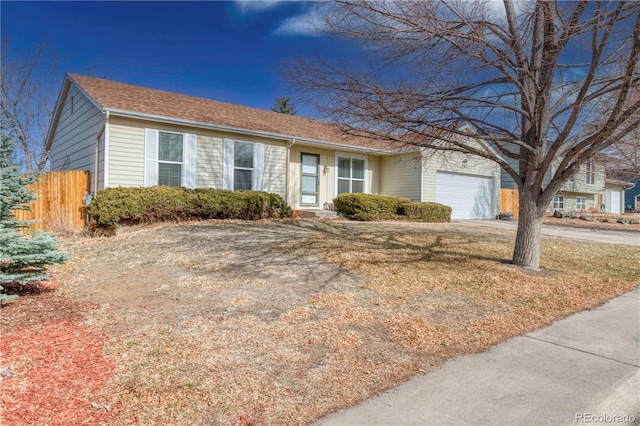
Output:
610,190,621,214
436,171,495,219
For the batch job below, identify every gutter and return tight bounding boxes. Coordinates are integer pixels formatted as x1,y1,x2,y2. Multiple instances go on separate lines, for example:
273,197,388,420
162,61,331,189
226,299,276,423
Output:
105,108,392,155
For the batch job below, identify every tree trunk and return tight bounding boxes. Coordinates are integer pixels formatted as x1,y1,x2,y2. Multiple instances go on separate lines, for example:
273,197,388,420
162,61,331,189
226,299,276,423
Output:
512,189,545,269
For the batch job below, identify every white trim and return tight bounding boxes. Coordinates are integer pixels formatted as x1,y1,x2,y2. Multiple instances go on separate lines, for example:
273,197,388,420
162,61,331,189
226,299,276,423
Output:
184,133,196,189
334,151,369,196
104,111,110,188
144,129,159,187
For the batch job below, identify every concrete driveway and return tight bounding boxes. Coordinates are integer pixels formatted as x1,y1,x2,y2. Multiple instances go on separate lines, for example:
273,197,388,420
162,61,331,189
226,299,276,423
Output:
458,220,640,246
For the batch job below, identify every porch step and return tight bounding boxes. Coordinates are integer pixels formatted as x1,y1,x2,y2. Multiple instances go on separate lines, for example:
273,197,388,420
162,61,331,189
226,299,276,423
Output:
297,210,340,219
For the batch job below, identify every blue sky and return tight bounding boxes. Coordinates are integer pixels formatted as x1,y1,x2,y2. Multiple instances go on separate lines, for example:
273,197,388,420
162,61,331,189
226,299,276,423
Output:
1,1,335,117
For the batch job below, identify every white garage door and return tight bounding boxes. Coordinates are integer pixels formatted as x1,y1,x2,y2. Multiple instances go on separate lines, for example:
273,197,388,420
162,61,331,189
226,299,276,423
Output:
610,190,621,214
436,172,495,219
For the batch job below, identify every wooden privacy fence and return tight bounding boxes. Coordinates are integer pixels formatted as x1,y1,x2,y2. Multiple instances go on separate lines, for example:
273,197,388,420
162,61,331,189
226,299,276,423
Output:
12,170,90,232
500,189,519,220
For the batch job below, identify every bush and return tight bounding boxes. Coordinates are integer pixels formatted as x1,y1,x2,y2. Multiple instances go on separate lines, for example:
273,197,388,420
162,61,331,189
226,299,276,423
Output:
87,186,293,227
404,201,452,222
333,193,450,222
333,193,411,221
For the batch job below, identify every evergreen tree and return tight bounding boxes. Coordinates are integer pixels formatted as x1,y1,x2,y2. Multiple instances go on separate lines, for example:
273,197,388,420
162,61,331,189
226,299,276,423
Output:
0,129,66,303
271,97,297,115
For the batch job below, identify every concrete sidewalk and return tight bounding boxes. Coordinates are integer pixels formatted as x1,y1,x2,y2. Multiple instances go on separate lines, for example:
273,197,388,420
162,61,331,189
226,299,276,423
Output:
316,287,640,426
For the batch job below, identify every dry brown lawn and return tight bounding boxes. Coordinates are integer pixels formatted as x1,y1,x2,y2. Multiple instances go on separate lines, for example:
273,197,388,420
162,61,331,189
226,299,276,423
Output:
39,219,640,424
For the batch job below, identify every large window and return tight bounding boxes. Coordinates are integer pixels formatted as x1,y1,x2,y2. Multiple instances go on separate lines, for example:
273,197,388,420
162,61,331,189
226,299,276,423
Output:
234,141,254,191
586,160,595,185
576,197,586,210
553,195,564,210
158,131,184,187
337,157,365,195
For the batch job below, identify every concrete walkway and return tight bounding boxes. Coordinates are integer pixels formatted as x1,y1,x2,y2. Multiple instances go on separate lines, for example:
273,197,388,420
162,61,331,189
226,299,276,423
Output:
316,287,640,426
458,220,640,246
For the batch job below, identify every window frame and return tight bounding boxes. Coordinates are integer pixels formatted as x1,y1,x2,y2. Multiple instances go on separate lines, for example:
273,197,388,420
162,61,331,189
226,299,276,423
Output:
553,195,564,210
233,141,254,191
301,153,320,206
576,196,586,210
157,130,185,187
335,153,367,196
586,160,595,185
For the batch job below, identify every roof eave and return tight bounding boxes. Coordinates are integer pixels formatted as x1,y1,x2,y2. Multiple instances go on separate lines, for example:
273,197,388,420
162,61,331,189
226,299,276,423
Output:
105,108,394,154
45,74,105,150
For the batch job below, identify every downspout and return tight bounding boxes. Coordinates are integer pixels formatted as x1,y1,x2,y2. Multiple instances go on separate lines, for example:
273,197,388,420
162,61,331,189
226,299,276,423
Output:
95,124,105,194
286,138,296,209
104,111,110,188
419,148,425,202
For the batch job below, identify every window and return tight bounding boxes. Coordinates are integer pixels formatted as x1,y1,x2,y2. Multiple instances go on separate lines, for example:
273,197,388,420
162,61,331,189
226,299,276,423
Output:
586,160,595,185
553,195,564,210
222,139,264,192
337,157,365,195
576,197,586,210
144,129,195,188
158,131,184,187
234,141,253,191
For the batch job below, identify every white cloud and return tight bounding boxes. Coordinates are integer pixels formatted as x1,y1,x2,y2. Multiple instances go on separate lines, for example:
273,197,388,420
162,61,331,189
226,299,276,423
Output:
273,5,326,36
234,0,284,14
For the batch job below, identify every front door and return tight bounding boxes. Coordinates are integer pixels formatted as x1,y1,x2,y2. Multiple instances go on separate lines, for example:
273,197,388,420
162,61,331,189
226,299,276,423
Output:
301,153,320,206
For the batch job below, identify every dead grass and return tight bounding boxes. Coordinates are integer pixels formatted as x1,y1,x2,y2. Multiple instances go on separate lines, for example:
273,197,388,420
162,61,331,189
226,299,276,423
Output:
7,219,638,425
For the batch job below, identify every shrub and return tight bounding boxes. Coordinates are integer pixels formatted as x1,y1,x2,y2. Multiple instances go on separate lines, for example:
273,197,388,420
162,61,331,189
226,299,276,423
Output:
87,186,292,227
333,193,450,222
404,202,452,222
333,193,412,221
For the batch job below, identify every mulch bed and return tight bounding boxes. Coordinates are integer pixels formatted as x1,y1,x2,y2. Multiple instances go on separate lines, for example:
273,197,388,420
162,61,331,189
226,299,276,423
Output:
0,281,115,425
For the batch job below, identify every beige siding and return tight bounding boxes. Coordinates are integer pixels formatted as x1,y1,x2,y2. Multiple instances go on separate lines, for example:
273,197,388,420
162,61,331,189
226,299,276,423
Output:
49,83,104,191
423,144,501,214
604,186,625,214
264,144,287,197
288,146,336,209
547,193,598,213
287,146,381,209
106,116,287,191
196,136,223,188
558,160,606,194
108,119,145,186
368,155,382,195
380,153,422,201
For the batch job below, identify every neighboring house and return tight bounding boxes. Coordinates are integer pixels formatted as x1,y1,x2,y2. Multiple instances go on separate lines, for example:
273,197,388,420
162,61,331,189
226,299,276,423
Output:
604,179,634,214
501,156,607,213
625,181,640,212
45,74,501,219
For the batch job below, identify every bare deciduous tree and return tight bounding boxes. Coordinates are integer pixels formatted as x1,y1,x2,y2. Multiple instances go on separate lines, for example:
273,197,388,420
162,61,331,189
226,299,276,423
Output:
287,0,640,269
1,41,59,172
603,87,640,181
